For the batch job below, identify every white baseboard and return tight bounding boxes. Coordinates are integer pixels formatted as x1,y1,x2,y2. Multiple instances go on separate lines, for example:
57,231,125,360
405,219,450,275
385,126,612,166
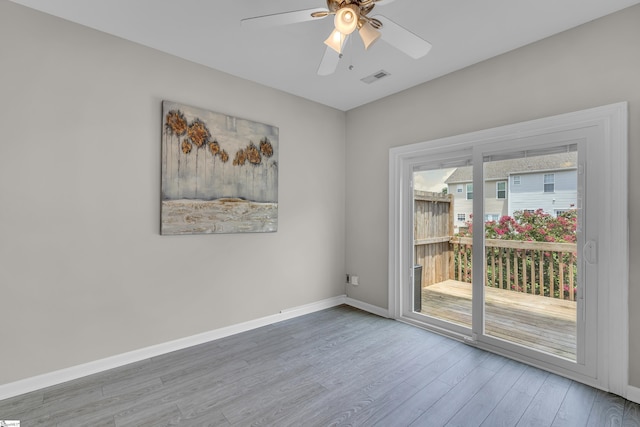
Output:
627,385,640,404
344,297,389,318
279,295,346,318
0,295,347,401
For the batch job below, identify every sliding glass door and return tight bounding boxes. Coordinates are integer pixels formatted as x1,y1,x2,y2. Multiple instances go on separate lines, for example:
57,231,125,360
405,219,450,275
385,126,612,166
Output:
391,103,627,391
403,128,602,379
412,165,473,332
479,147,580,362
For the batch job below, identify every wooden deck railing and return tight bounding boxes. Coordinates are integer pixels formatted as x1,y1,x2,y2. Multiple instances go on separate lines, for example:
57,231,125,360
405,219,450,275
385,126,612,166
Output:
450,237,577,301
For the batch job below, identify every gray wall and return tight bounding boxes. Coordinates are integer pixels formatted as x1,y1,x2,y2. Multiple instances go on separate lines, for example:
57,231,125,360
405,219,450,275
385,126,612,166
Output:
0,2,346,385
345,5,640,386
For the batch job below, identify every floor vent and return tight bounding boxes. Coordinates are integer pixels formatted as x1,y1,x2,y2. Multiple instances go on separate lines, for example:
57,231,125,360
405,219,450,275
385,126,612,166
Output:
361,70,391,84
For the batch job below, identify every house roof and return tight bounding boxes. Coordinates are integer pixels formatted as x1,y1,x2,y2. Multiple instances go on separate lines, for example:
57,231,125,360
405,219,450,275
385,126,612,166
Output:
445,152,577,184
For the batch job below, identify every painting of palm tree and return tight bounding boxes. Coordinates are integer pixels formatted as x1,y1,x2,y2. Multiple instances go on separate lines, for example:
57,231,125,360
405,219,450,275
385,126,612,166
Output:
161,101,278,235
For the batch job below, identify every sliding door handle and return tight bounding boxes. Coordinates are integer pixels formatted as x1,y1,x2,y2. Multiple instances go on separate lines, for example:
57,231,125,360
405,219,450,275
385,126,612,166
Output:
583,240,597,265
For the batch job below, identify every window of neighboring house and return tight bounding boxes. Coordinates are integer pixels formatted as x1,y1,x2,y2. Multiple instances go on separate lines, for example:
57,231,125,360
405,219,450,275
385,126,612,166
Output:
485,213,500,222
457,184,463,193
555,209,568,217
466,183,473,200
544,173,555,192
524,209,535,214
496,181,506,199
457,213,466,222
513,175,521,185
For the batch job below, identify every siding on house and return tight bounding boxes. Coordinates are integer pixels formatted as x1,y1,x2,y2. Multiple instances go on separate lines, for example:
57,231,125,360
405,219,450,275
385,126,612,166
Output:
445,153,577,231
448,179,509,230
484,180,509,220
449,182,473,230
509,169,577,215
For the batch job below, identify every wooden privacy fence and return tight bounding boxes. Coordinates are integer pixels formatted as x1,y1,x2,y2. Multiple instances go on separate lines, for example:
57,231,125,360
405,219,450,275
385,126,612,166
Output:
450,237,577,301
413,191,454,287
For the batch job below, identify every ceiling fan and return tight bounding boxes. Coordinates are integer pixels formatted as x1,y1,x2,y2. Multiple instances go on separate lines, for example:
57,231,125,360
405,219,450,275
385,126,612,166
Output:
241,0,432,76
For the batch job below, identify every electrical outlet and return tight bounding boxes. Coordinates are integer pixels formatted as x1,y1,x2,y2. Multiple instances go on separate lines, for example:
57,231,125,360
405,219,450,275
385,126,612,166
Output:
351,275,359,286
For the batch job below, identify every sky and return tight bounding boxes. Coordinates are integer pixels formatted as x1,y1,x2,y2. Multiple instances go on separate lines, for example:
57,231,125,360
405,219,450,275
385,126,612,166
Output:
414,168,455,193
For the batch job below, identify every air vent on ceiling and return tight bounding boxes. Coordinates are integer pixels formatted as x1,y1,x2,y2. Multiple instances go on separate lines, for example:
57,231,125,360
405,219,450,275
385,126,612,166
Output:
361,70,391,84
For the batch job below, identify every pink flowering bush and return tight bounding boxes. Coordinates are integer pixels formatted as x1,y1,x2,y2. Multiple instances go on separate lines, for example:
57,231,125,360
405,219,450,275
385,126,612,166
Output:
455,209,578,299
458,208,577,243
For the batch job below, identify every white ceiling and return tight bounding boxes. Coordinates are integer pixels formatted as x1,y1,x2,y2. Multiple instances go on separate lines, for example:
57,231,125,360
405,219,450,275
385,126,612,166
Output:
10,0,640,111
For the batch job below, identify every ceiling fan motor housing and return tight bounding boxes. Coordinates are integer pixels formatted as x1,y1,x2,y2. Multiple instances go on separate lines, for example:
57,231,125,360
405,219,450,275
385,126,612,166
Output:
327,0,376,16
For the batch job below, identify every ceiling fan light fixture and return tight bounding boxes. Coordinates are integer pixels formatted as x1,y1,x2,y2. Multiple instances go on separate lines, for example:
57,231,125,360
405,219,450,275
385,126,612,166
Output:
358,21,381,50
334,4,359,35
241,0,434,76
324,28,346,54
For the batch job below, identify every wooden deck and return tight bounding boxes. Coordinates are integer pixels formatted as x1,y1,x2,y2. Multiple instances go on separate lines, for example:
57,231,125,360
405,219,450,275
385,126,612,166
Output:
421,280,577,360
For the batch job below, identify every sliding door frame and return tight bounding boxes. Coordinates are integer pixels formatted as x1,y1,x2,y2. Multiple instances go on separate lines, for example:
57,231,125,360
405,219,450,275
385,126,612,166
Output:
388,102,628,395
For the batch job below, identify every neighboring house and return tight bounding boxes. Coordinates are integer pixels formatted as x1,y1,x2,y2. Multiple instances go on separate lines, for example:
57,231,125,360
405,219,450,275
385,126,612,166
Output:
445,153,577,231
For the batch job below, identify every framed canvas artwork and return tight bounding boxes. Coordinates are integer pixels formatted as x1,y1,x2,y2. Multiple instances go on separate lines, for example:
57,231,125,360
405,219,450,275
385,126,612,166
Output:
161,101,278,235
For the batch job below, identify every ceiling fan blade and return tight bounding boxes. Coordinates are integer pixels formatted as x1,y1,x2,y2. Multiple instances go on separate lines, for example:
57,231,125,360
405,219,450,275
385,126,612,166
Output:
360,0,396,5
241,8,329,29
373,15,432,59
317,46,341,76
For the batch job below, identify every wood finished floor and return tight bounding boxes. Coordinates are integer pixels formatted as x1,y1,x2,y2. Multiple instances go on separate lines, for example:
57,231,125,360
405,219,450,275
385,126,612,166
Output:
1,305,638,426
